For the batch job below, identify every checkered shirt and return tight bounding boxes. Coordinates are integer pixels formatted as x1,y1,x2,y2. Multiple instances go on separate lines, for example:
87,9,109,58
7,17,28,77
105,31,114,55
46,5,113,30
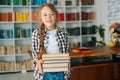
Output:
32,26,70,80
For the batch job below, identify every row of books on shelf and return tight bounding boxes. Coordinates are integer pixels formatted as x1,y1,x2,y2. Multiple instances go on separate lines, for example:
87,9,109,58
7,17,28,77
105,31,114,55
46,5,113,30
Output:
16,59,33,70
0,0,95,6
0,28,30,39
14,27,31,38
0,30,13,39
0,12,95,22
31,0,65,6
0,59,33,71
67,27,80,36
0,46,14,55
0,61,15,71
66,12,79,21
0,45,31,55
0,12,12,22
15,45,31,54
82,25,96,35
0,0,64,6
81,11,95,20
0,0,11,5
69,37,96,48
0,0,29,5
82,37,96,47
13,0,30,5
14,12,30,22
81,0,94,5
65,0,79,6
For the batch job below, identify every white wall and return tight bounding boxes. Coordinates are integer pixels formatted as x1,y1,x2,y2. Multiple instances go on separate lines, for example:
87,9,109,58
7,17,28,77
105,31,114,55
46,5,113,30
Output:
96,0,110,44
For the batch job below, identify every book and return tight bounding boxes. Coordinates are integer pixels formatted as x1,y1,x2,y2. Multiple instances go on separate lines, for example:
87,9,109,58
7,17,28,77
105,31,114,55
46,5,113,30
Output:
43,63,69,68
43,56,70,60
43,67,69,72
42,54,69,58
43,59,70,64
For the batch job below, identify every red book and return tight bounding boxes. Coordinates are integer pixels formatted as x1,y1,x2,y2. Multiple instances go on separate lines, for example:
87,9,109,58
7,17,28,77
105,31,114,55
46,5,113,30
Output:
0,13,1,21
75,12,79,21
8,12,12,22
59,13,64,21
69,13,73,21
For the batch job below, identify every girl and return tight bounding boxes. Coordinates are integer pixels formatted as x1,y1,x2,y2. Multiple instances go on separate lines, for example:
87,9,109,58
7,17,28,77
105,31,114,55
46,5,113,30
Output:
32,3,70,80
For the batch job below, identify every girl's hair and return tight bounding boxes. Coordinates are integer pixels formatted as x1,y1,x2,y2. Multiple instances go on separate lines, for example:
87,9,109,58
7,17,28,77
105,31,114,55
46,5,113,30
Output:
37,3,59,59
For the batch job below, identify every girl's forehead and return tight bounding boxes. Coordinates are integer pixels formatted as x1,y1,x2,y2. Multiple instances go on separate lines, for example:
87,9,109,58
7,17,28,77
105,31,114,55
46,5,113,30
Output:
41,6,52,12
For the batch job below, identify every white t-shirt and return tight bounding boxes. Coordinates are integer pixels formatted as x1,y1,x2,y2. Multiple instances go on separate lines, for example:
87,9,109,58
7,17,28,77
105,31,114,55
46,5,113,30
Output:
46,29,59,54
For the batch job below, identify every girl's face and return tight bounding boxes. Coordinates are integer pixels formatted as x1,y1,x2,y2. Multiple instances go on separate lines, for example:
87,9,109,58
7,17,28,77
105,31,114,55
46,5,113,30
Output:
40,6,57,30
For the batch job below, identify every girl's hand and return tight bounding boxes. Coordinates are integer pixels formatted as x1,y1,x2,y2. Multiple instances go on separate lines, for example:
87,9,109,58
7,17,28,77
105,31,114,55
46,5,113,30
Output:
36,59,44,74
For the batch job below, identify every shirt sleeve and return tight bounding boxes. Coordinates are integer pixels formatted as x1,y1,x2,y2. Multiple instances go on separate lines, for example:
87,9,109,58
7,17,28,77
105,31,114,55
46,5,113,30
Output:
32,29,39,63
65,31,69,53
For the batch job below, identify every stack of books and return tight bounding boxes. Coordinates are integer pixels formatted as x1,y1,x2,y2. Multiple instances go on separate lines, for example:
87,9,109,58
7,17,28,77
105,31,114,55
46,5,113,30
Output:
42,54,70,72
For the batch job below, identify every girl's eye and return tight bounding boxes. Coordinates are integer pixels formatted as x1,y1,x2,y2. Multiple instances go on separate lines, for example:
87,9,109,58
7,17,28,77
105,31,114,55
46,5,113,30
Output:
44,15,47,16
51,13,54,15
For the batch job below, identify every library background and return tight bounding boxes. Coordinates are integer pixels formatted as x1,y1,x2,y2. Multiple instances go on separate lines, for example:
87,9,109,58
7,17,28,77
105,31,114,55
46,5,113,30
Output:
0,0,120,80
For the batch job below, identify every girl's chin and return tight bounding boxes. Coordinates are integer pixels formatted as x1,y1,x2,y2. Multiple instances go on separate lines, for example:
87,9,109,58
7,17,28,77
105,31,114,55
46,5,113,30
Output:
45,24,55,27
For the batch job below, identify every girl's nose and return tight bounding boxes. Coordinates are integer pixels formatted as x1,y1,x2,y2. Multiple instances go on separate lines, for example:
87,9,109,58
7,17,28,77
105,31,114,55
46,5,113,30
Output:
47,14,51,19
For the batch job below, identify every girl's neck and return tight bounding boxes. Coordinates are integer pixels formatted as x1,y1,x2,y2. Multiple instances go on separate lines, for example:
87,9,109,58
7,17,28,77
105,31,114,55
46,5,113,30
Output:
45,24,57,31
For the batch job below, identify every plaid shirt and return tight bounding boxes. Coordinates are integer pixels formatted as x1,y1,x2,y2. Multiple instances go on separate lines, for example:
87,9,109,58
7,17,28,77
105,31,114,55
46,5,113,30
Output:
32,25,70,80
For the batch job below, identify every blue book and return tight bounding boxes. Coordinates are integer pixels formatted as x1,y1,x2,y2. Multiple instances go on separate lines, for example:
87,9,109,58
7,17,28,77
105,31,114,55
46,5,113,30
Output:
31,0,36,5
0,30,4,38
42,0,47,4
9,30,13,38
3,30,7,39
26,29,31,37
53,0,58,5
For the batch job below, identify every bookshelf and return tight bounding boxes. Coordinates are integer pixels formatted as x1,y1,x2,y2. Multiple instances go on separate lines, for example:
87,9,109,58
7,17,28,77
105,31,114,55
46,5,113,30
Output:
0,0,97,73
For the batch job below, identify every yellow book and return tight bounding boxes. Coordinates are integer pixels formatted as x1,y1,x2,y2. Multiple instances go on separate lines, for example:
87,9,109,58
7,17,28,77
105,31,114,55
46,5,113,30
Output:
15,12,19,22
0,62,2,71
23,12,27,22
